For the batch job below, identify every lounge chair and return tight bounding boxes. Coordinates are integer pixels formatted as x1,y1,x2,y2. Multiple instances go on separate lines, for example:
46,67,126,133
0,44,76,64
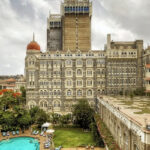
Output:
35,131,39,135
44,142,50,148
16,130,19,135
2,132,6,136
91,146,94,150
6,131,10,136
55,146,62,150
12,131,16,135
32,130,36,135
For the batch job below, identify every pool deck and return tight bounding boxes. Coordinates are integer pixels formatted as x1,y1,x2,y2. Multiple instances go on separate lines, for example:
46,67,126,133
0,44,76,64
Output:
61,148,105,150
0,130,48,150
0,130,105,150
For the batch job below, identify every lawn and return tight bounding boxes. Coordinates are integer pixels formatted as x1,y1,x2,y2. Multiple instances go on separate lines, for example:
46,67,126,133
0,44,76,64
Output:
53,127,96,148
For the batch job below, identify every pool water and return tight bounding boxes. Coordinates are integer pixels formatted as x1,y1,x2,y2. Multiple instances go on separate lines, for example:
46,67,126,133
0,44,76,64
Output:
0,137,39,150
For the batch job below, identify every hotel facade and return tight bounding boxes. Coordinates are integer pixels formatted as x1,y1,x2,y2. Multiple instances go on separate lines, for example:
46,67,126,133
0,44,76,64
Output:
25,0,149,114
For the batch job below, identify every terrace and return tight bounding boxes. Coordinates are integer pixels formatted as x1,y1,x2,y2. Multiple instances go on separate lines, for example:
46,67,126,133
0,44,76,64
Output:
100,96,150,128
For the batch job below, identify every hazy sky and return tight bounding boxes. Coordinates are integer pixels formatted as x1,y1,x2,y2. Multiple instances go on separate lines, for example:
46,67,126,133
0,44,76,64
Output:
0,0,150,75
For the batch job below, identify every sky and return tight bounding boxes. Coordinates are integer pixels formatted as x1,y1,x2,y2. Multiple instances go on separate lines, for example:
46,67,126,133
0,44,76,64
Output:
0,0,150,75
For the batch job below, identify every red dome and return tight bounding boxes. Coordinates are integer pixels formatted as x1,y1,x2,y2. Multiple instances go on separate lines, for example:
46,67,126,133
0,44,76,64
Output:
27,41,40,51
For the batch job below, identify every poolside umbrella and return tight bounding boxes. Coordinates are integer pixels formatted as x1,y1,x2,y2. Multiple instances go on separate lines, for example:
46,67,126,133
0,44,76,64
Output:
42,122,51,128
46,129,55,134
41,122,52,131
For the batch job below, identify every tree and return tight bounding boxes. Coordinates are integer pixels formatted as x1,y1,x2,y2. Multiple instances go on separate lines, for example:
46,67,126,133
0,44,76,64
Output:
134,87,146,96
20,86,26,105
2,111,16,131
29,106,40,124
20,86,26,98
35,109,49,128
18,111,31,132
0,91,17,110
0,89,31,131
73,99,94,129
59,114,71,126
50,113,61,124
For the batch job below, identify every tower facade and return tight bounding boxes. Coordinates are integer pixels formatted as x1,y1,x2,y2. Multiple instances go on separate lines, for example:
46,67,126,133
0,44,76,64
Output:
47,14,62,51
47,0,92,52
62,0,92,52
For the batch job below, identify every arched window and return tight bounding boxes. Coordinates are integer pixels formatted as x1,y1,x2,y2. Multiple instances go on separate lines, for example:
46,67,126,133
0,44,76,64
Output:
44,90,48,95
87,89,92,96
76,59,83,66
67,90,72,96
40,90,43,95
66,80,72,86
44,102,48,107
90,102,94,108
66,69,72,76
87,80,93,86
77,90,82,96
54,90,57,95
86,59,93,66
77,69,82,76
97,89,101,94
66,60,72,66
40,100,48,108
53,100,61,107
28,101,36,109
87,69,93,76
57,90,61,96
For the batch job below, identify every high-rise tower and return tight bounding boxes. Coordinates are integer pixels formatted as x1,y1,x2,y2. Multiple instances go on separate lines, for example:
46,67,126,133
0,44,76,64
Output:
47,14,62,51
61,0,92,52
47,0,92,52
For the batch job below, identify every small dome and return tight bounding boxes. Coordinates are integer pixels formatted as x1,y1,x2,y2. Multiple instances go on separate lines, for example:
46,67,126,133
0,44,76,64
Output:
27,41,40,51
27,33,40,51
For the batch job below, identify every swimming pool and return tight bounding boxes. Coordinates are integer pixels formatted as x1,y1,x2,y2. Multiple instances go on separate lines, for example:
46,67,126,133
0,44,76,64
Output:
0,137,39,150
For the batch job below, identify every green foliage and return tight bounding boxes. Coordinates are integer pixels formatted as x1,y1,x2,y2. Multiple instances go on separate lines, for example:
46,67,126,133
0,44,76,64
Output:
130,91,134,99
2,112,15,131
20,86,26,105
35,109,49,128
29,106,40,124
20,86,26,97
133,87,146,96
54,128,96,148
90,122,105,147
0,91,37,131
0,91,17,110
0,90,51,131
73,99,94,129
119,91,123,95
59,114,72,126
29,106,50,128
18,111,31,130
95,115,120,150
50,113,61,124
